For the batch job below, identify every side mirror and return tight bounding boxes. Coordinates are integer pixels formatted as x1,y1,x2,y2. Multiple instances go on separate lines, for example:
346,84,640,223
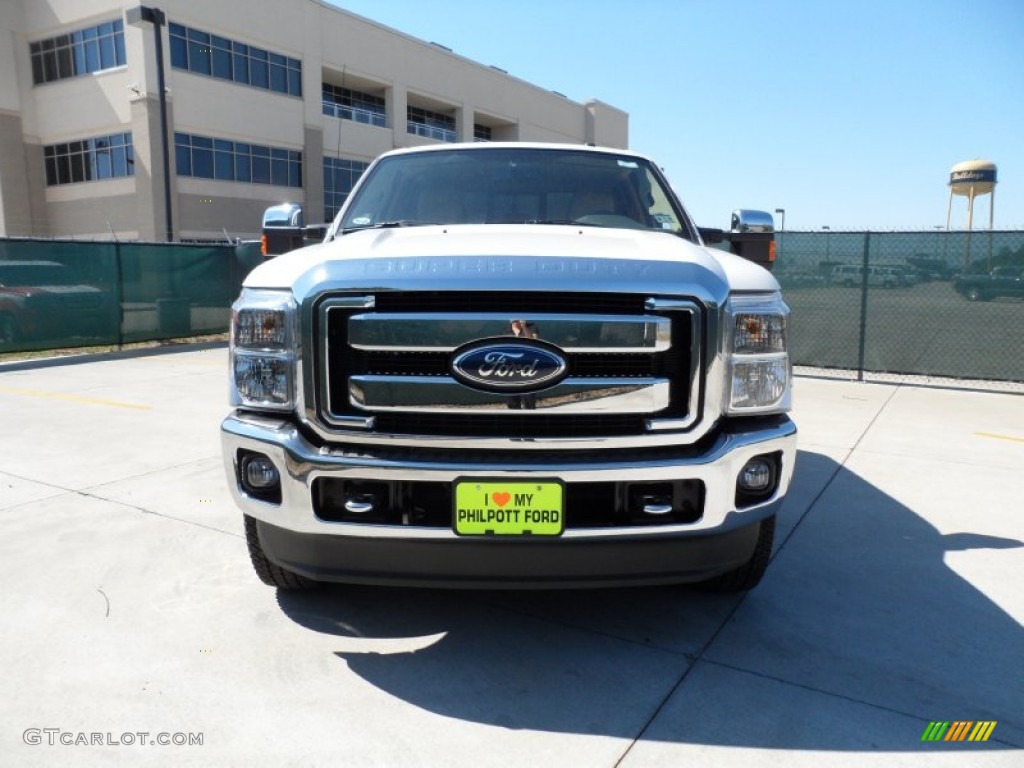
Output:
730,209,775,234
725,209,776,271
261,203,305,257
262,202,303,229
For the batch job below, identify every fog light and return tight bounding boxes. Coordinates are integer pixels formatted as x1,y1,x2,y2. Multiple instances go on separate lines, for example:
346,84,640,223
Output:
739,458,773,492
243,456,279,489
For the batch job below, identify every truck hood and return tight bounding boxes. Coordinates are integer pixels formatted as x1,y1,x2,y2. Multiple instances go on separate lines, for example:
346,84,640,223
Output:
243,224,779,302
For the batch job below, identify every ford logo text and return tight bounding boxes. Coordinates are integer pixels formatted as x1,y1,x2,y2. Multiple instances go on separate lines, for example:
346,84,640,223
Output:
450,341,568,393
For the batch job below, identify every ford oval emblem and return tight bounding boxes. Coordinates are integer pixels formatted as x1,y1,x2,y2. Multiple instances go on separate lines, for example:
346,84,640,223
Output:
450,339,568,393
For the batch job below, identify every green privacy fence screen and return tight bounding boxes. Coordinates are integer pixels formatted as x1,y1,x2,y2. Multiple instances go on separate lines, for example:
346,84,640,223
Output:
2,232,1022,383
775,230,1024,383
0,238,263,353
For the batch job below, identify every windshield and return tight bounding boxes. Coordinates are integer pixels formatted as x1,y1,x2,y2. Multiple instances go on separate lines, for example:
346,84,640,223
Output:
338,147,692,237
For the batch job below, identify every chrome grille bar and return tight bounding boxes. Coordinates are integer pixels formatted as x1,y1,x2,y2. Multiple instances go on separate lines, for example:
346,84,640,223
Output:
349,376,670,413
348,312,671,353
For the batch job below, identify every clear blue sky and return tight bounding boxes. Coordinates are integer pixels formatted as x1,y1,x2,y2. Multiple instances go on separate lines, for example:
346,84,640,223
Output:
331,0,1023,232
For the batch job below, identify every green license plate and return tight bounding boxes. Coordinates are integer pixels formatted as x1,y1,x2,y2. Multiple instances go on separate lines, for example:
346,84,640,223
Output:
454,479,564,536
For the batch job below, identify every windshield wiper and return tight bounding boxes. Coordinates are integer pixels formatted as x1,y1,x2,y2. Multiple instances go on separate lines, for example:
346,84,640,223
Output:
524,218,603,227
340,219,435,234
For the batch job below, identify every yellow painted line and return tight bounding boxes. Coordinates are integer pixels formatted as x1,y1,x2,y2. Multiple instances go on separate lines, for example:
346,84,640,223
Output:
975,431,1024,443
0,385,151,411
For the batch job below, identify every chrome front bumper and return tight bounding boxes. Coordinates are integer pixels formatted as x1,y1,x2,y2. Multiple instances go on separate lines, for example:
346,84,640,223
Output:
221,412,797,540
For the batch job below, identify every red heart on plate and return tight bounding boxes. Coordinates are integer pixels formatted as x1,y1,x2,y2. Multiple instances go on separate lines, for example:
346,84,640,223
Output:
492,492,511,508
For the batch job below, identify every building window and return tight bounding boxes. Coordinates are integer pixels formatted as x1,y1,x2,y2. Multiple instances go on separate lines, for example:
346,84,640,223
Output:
30,19,126,85
168,23,302,97
322,84,387,127
175,133,302,188
473,124,492,142
323,157,369,222
44,132,133,186
407,106,456,142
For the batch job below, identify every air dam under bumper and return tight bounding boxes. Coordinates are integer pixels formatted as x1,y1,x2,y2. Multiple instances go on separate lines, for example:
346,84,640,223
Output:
221,414,797,588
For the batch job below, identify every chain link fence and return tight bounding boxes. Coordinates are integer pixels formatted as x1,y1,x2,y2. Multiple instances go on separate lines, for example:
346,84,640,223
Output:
2,232,1022,388
776,230,1024,388
0,238,263,354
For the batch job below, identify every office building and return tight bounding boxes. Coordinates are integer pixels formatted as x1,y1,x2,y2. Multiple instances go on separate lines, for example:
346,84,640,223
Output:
0,0,628,240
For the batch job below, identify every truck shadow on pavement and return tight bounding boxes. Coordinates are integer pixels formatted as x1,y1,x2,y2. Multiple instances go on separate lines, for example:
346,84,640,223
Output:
275,449,1023,751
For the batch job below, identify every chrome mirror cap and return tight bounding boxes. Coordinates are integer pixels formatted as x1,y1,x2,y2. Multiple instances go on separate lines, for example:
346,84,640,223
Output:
262,203,304,229
731,209,775,234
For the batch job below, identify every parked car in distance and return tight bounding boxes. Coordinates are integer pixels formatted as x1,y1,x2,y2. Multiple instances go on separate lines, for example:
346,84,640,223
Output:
952,266,1024,302
0,260,108,346
830,264,915,288
775,269,826,289
906,256,953,282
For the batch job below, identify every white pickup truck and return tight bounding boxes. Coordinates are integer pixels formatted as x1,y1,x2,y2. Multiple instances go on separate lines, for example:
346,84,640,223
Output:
222,143,795,591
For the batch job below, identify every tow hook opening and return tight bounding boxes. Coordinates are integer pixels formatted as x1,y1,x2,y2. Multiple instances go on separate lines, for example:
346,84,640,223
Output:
624,481,703,525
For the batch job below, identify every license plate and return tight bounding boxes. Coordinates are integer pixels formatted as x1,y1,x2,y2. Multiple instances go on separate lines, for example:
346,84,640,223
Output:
453,479,564,536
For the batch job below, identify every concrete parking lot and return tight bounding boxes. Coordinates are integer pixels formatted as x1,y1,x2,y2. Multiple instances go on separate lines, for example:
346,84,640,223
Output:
1,347,1021,767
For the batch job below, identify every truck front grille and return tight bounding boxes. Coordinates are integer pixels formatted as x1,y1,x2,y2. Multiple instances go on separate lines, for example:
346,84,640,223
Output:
315,291,701,440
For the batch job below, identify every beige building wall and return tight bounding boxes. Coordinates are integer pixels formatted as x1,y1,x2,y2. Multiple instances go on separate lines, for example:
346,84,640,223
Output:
0,1,39,236
0,0,628,240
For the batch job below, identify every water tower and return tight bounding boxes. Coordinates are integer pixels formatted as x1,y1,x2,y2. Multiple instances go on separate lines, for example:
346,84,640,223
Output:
945,160,997,269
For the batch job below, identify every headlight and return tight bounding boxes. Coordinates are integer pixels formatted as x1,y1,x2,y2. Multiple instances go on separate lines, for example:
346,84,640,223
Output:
230,289,298,410
724,293,791,414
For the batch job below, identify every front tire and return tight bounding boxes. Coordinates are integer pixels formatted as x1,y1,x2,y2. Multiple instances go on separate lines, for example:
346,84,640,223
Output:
964,286,986,302
701,515,775,592
244,515,318,589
